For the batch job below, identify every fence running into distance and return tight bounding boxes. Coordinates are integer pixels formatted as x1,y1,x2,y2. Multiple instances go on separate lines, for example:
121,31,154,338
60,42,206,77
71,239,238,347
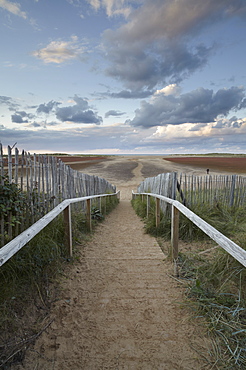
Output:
0,191,120,267
136,171,246,269
137,172,246,209
0,144,116,247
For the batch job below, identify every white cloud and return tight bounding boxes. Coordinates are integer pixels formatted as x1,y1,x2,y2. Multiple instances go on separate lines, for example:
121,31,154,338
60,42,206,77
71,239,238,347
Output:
150,118,246,142
0,0,27,19
32,36,87,64
87,0,100,11
154,84,181,97
87,0,131,17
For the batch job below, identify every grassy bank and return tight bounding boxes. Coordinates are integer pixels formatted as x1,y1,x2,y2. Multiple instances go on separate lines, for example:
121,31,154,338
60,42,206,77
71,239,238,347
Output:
132,195,246,368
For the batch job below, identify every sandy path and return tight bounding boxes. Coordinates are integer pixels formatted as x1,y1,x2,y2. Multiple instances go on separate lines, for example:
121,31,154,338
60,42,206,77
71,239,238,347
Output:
18,157,212,369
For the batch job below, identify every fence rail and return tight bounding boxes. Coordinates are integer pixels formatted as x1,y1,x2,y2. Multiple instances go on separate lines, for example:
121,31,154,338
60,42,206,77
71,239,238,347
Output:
0,144,116,247
132,191,246,269
0,191,120,267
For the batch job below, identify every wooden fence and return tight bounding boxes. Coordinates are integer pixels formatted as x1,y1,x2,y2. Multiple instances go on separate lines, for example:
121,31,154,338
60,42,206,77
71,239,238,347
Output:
137,172,246,209
0,191,120,267
132,191,246,270
177,173,246,208
137,173,177,214
0,144,116,247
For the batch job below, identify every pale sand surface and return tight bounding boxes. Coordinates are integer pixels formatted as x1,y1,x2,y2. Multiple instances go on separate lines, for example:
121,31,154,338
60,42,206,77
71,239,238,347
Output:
16,156,219,369
70,155,229,200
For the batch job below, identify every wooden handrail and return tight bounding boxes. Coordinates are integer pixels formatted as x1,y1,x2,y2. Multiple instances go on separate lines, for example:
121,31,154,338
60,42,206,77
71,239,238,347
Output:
0,191,120,267
132,191,246,268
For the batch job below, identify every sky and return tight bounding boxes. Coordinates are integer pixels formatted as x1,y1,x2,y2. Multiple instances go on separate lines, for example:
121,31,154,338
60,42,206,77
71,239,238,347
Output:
1,0,246,155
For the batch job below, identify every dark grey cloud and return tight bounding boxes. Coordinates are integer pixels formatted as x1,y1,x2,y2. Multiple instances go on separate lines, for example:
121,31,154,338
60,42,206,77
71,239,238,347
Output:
11,113,28,124
56,95,102,124
188,123,207,132
28,122,42,128
102,0,246,90
128,86,245,128
0,96,11,104
45,121,61,126
27,121,61,128
11,115,28,124
37,100,61,114
105,110,125,118
0,95,20,111
11,110,34,124
213,116,243,129
104,36,214,90
102,90,154,99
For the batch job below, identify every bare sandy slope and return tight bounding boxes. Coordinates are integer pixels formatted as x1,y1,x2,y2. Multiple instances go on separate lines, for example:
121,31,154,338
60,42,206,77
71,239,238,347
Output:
70,155,223,200
16,156,215,369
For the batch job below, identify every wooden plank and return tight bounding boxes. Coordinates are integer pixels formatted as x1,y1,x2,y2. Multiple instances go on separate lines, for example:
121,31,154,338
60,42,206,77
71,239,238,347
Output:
7,146,12,182
156,198,160,227
86,198,92,231
0,144,4,246
171,205,179,261
14,148,19,185
229,175,236,207
64,205,72,257
146,194,150,218
0,144,4,184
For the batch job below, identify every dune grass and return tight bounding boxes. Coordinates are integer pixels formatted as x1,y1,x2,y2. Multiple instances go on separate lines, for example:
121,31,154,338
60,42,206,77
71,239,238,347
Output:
132,195,246,368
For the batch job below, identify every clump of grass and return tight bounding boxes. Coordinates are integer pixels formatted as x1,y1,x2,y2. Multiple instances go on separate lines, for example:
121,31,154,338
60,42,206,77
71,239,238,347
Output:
131,196,168,236
0,215,68,368
179,250,246,368
131,196,209,241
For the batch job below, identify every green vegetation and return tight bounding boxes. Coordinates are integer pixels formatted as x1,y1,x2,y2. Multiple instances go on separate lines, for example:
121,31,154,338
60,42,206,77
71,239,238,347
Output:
0,190,118,368
0,174,56,246
132,195,246,368
0,175,26,242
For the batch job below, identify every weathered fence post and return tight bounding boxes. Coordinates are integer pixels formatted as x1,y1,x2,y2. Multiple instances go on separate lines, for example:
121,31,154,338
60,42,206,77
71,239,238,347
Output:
171,205,179,254
86,198,92,231
64,204,73,257
230,175,236,207
146,194,150,218
0,144,5,246
99,197,102,213
7,145,12,183
156,198,160,227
